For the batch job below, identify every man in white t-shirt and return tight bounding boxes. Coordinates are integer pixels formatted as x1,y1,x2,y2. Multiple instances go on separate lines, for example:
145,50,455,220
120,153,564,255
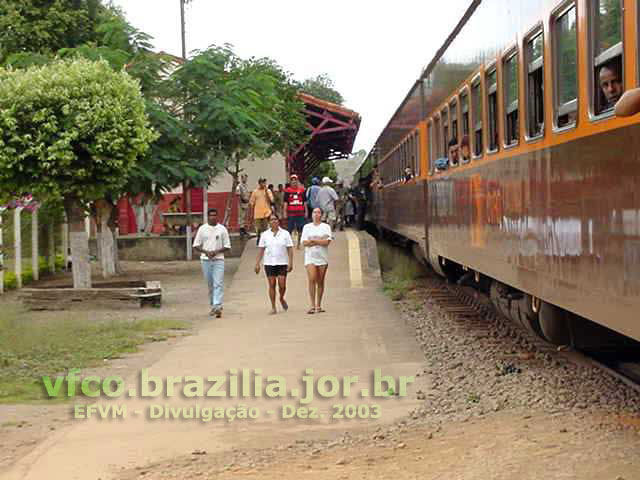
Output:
255,213,294,314
193,209,231,317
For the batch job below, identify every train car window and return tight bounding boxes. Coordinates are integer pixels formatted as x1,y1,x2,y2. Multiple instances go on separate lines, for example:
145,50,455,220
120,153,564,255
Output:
486,68,499,152
460,90,470,137
434,115,441,159
503,51,519,146
471,79,483,157
591,0,623,116
553,3,578,129
525,29,545,139
450,99,459,144
441,107,449,156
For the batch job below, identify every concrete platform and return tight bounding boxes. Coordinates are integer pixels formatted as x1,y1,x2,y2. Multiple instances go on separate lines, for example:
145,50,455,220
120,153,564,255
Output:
4,230,426,480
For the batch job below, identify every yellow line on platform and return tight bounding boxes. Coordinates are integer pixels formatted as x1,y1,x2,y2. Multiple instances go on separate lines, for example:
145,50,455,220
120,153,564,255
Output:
346,230,363,288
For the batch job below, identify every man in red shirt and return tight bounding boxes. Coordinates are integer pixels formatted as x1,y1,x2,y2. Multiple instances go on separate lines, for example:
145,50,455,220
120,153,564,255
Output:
283,174,307,249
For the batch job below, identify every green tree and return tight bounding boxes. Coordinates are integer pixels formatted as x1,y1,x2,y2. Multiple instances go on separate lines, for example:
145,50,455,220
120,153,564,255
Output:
299,73,344,105
173,46,307,224
0,0,122,66
0,58,155,287
310,160,337,183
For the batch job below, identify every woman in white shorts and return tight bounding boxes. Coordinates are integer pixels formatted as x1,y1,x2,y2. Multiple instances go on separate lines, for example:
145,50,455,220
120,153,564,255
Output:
301,207,333,314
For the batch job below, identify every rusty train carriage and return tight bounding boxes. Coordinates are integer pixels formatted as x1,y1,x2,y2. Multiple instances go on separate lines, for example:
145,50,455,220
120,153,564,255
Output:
364,0,640,345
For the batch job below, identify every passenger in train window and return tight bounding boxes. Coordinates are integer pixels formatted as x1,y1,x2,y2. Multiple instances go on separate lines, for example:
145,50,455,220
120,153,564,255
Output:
598,61,623,112
448,138,459,167
460,135,470,163
403,167,413,183
370,165,382,190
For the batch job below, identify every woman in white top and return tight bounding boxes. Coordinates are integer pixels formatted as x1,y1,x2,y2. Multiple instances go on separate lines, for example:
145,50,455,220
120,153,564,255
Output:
255,213,294,314
301,207,333,314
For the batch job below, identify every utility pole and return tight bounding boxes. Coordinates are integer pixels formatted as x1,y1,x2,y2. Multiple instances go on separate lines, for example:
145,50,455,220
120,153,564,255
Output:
180,0,193,260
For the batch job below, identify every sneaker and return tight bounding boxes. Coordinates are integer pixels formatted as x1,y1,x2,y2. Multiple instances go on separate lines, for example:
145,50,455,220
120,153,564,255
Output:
215,307,222,318
209,308,216,316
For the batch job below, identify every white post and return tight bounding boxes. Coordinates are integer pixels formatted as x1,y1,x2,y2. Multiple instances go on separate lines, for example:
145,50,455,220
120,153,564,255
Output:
14,207,22,288
62,217,69,270
32,209,39,281
48,222,55,274
85,216,91,237
186,225,192,261
202,186,208,226
0,211,4,294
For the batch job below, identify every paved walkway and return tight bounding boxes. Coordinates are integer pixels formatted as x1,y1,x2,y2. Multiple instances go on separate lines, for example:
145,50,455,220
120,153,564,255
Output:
4,230,426,480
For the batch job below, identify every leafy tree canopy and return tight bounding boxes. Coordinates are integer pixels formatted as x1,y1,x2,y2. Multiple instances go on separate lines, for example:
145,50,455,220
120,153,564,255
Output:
0,58,156,204
299,73,344,105
0,0,123,66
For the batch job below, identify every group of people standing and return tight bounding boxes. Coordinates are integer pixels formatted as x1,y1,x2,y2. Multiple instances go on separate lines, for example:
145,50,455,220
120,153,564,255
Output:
196,173,344,319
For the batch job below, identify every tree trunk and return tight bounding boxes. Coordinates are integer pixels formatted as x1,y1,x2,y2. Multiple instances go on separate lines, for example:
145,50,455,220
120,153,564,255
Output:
143,199,157,234
95,200,116,278
64,197,91,288
108,200,121,274
223,158,241,227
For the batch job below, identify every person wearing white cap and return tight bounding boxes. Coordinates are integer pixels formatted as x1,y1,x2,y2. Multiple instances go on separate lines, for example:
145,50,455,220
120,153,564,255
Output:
316,177,339,229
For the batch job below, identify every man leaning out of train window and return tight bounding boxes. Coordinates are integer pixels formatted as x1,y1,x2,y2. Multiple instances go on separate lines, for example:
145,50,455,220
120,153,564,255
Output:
403,167,413,183
460,135,470,163
599,63,623,112
448,138,459,167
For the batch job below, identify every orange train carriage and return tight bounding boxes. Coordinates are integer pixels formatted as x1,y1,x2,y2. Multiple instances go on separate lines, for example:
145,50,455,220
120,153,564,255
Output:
358,0,640,347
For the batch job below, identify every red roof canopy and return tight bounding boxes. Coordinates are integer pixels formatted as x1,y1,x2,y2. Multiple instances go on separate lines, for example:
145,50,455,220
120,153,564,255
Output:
287,93,361,180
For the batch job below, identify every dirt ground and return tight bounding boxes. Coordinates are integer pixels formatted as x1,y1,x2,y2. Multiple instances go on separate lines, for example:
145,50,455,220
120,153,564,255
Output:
0,259,238,473
117,410,639,480
2,256,640,479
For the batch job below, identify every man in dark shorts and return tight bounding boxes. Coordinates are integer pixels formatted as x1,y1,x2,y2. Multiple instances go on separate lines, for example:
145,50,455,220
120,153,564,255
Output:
255,213,294,314
283,174,306,249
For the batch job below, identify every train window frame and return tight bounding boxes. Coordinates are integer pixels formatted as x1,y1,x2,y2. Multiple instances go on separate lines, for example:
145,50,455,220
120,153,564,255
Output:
551,1,579,133
434,113,442,161
524,24,545,142
588,0,625,120
485,63,499,154
413,131,420,177
449,97,459,144
458,86,471,164
441,105,449,160
427,119,434,175
502,46,520,149
471,74,484,160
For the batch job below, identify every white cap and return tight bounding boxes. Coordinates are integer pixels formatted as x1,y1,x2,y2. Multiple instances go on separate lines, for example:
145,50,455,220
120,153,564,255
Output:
322,176,333,184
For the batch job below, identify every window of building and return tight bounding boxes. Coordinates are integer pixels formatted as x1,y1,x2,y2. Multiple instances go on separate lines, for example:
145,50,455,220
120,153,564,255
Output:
460,90,470,137
450,99,459,144
471,79,483,157
591,0,623,115
486,68,499,151
525,28,544,138
503,51,519,146
553,3,578,128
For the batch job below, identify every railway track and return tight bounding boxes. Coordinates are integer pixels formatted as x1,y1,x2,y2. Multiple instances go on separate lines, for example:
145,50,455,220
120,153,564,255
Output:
418,274,640,394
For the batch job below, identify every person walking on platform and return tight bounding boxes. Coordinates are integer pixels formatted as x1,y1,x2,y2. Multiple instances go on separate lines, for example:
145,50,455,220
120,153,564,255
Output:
301,207,333,314
306,177,321,219
316,177,339,229
255,213,294,314
235,174,251,237
283,174,307,249
249,178,273,245
193,209,231,318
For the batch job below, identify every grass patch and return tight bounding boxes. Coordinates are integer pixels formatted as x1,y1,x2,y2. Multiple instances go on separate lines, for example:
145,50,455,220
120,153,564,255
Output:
0,304,189,403
379,242,424,301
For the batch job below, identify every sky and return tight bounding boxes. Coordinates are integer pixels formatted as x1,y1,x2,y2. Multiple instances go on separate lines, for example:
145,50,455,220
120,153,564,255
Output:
112,0,470,154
